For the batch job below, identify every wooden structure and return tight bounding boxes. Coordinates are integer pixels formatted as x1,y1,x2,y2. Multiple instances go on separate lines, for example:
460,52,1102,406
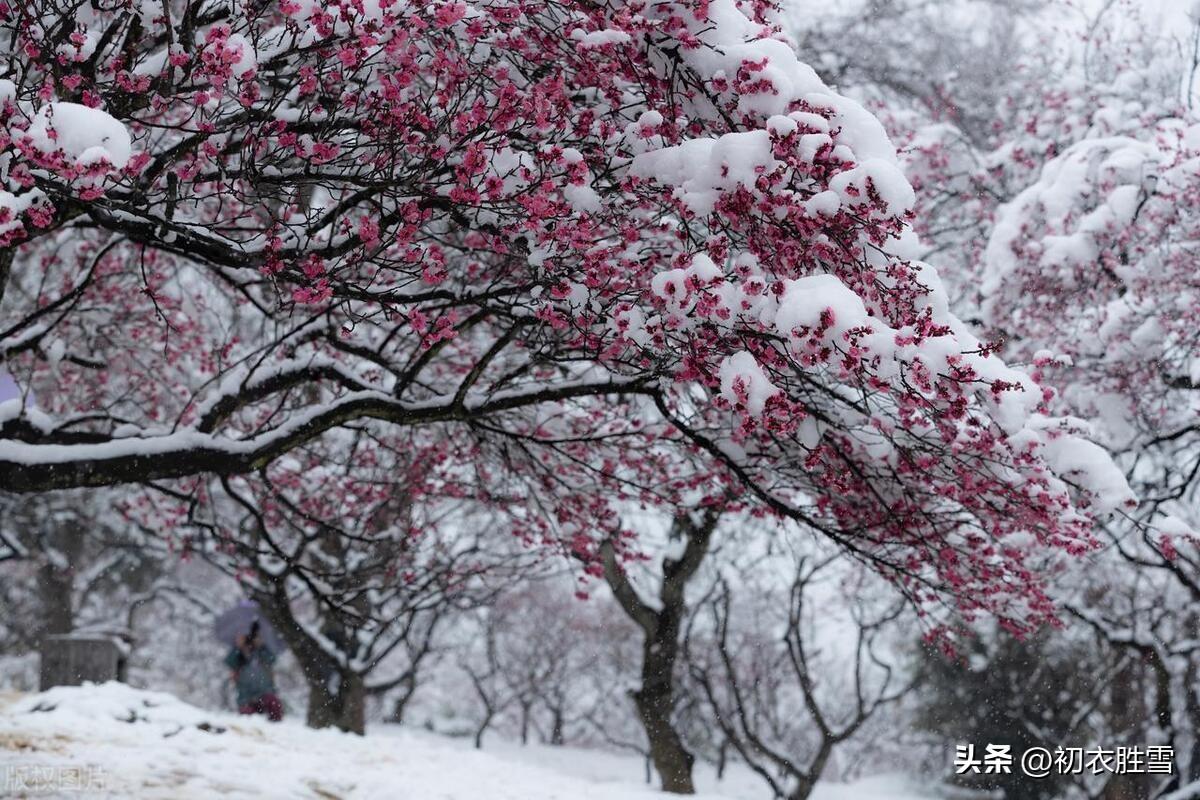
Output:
39,634,129,690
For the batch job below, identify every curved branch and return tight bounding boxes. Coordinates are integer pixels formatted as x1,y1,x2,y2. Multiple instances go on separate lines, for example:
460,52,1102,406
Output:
0,378,656,492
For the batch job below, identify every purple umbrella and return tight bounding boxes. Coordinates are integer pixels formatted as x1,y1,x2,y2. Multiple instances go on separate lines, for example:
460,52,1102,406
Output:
214,600,285,653
0,371,25,406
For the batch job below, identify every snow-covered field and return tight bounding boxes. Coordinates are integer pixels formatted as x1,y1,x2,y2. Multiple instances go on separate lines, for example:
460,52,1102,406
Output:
0,683,934,800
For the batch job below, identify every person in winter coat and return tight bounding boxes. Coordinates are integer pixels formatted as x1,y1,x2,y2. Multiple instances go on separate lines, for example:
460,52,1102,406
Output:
225,622,283,721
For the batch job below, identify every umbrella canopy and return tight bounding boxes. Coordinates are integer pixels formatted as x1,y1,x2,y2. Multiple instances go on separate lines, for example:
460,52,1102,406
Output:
0,372,18,404
0,371,32,408
214,600,285,654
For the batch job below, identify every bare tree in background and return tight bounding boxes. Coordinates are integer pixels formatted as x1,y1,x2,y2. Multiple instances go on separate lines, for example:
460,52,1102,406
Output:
685,553,915,800
0,491,164,654
189,462,530,734
455,578,642,752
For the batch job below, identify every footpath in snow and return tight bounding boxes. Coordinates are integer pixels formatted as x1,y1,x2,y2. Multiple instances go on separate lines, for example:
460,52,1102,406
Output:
0,683,932,799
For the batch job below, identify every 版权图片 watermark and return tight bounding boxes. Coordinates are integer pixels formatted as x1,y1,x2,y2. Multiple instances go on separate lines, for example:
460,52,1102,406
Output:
1,763,107,793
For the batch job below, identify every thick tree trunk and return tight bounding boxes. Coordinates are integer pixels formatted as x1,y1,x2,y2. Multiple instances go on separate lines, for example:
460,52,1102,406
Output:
634,600,695,793
549,705,566,746
518,700,532,745
786,743,831,800
599,512,720,796
473,707,494,749
36,561,75,639
306,670,366,735
255,587,367,734
1101,659,1150,800
35,521,84,644
632,680,695,793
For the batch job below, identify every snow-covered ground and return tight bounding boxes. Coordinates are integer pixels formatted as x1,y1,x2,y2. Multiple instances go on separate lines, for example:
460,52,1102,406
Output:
0,683,935,800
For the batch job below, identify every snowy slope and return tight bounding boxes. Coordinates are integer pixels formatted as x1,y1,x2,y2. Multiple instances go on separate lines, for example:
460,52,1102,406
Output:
0,684,933,800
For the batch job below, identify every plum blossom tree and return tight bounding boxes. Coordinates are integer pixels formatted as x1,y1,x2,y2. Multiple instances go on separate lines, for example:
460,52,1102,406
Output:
856,3,1200,790
975,113,1200,794
0,0,1132,633
881,0,1186,313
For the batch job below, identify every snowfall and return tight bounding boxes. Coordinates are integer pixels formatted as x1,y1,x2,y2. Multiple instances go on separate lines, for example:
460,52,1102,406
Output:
0,682,935,800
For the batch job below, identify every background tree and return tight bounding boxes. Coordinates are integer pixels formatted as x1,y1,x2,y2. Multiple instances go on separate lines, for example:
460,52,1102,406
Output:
913,630,1116,800
197,465,527,734
685,543,915,800
597,509,721,793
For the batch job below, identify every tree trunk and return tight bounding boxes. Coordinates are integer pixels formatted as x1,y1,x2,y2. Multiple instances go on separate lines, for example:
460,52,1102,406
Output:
634,607,695,794
1101,658,1150,800
307,670,366,735
786,743,831,800
384,675,416,725
1187,655,1200,782
519,699,532,745
599,512,720,796
633,681,695,793
254,587,367,734
35,521,84,644
36,560,75,640
473,709,493,749
549,705,566,746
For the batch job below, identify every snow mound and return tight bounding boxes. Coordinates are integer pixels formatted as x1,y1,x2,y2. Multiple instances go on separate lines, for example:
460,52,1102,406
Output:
0,683,934,799
1,683,736,799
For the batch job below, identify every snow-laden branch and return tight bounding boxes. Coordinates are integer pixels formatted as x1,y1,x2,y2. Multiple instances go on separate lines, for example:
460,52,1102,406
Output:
0,377,655,491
